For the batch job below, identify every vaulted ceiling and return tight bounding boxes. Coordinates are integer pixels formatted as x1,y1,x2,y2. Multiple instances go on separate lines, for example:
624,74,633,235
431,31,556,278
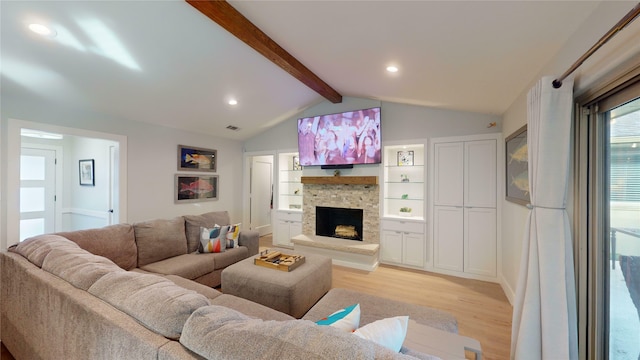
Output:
1,1,610,140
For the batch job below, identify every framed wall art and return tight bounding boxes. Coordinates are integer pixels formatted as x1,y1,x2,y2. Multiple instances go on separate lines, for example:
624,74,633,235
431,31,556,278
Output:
397,150,414,166
175,175,218,203
178,145,217,172
505,124,529,206
79,159,95,186
292,155,302,170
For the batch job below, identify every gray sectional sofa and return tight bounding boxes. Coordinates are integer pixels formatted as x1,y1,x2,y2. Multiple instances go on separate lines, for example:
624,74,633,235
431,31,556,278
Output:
1,211,457,359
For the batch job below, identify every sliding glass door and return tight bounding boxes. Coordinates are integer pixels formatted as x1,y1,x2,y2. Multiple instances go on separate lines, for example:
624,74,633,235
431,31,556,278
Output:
607,98,640,359
577,80,640,360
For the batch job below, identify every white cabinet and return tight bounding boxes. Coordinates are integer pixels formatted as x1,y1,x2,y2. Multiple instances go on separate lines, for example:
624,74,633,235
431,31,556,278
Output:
432,136,499,280
380,219,425,268
274,211,302,248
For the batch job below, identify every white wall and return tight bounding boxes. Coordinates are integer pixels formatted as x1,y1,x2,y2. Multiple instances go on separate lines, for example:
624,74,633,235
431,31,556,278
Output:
1,94,245,249
500,1,640,303
244,96,501,153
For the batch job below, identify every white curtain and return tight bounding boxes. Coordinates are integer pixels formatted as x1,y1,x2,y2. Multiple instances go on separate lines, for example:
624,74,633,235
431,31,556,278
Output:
511,76,578,360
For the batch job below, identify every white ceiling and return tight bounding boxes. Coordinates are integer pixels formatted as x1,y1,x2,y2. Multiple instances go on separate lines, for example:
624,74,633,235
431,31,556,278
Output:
0,1,610,141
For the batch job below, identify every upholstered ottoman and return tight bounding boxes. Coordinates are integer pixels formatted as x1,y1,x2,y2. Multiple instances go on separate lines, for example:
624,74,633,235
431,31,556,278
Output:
221,251,332,318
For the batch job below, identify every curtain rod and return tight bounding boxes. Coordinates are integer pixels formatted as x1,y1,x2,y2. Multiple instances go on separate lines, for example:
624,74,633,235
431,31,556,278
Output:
553,2,640,89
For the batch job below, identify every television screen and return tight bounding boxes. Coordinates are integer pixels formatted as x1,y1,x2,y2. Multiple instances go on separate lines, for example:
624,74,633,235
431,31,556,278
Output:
297,107,381,166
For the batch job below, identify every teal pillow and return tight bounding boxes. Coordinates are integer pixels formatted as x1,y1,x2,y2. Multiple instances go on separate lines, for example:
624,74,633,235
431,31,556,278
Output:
316,303,360,332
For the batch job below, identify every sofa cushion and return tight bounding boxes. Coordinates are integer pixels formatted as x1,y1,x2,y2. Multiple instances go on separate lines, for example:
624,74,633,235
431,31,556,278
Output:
12,234,80,268
42,247,124,290
303,288,458,333
210,294,295,321
138,253,217,280
184,211,231,253
163,274,222,300
134,217,188,266
56,223,138,270
180,305,414,360
209,246,248,270
88,272,210,340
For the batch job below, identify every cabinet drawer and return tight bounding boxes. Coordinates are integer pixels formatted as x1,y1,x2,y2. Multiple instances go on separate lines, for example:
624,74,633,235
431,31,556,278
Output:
278,211,302,222
381,219,424,234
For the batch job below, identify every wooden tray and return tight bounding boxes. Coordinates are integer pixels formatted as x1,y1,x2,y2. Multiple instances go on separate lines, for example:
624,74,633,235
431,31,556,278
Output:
254,249,305,272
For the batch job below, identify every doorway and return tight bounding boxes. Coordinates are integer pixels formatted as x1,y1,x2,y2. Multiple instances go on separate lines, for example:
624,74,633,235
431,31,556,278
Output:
250,155,274,236
4,119,128,250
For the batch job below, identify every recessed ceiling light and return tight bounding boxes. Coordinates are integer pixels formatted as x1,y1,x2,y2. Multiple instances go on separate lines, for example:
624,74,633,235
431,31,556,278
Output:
386,66,399,73
228,99,238,105
28,23,56,37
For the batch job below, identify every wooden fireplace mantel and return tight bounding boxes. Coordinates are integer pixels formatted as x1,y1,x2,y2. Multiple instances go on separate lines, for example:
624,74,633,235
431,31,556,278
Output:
301,176,378,185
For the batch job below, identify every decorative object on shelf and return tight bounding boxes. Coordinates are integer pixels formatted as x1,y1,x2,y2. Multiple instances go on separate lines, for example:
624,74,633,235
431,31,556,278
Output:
397,150,414,166
175,174,218,203
505,124,529,206
333,169,340,176
289,204,302,209
400,174,410,182
292,155,302,171
79,159,95,186
401,194,409,199
178,145,217,172
399,207,412,217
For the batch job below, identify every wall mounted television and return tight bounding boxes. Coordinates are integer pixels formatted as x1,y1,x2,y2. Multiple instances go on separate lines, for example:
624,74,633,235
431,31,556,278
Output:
297,107,381,168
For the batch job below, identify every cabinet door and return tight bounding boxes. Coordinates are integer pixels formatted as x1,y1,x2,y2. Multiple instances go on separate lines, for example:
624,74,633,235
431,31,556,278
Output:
433,206,464,272
403,232,425,267
434,142,464,206
275,220,290,246
381,230,403,264
464,207,497,276
289,221,302,239
464,140,497,208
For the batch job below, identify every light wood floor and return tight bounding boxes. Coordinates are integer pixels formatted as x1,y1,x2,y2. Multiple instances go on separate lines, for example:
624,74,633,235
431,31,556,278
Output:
260,235,512,360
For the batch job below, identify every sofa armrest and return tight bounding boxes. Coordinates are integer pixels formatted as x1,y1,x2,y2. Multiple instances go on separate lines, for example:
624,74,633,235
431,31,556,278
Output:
238,230,259,256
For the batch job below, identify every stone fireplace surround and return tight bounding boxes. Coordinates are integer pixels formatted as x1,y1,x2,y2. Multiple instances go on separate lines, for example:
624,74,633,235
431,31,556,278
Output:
291,177,380,271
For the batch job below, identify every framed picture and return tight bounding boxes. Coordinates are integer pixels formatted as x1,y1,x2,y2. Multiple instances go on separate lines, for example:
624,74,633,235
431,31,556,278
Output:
292,155,302,170
397,150,414,166
505,124,529,206
175,175,218,203
79,159,95,186
178,145,217,172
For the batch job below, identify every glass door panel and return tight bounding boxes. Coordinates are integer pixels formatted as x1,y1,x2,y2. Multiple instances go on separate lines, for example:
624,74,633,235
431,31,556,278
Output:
20,148,56,241
608,97,640,359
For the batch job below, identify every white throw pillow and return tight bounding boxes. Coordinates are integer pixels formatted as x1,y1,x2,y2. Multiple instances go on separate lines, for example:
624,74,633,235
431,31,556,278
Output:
353,316,409,352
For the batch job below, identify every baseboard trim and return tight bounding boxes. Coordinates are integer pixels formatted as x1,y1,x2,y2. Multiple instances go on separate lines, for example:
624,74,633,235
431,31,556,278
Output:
499,274,516,305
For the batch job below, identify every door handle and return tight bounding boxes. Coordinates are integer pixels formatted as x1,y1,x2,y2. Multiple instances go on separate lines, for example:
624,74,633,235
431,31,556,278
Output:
108,209,114,213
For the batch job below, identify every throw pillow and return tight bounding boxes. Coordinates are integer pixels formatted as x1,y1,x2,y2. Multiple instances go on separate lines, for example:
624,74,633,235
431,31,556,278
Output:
315,303,360,332
226,223,241,248
199,225,229,253
353,316,409,353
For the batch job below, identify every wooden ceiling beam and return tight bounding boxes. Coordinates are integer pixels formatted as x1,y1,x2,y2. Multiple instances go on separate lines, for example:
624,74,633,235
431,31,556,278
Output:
187,0,342,104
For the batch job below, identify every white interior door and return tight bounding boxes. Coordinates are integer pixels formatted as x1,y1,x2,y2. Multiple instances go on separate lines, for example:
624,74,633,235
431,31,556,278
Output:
251,156,273,236
108,145,119,225
20,147,56,241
